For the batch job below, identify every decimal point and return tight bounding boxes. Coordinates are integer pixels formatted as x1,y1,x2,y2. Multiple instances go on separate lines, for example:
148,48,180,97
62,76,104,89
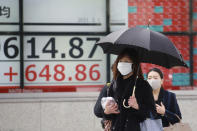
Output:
68,77,72,81
61,53,66,58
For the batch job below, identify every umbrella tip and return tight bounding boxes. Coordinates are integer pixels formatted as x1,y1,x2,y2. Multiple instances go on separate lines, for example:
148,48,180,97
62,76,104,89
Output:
147,19,151,29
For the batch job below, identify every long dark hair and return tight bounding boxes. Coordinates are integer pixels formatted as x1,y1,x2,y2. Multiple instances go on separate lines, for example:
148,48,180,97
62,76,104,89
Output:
112,49,144,79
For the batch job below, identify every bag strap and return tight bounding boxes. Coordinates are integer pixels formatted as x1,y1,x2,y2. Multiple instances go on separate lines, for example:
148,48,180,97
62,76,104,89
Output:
106,83,111,97
168,114,181,126
174,114,181,122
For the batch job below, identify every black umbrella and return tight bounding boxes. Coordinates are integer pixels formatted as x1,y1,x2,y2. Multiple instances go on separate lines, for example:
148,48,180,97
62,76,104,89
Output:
97,27,188,68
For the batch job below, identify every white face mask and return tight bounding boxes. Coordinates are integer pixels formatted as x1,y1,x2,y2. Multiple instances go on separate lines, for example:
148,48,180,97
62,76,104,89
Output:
147,79,161,90
117,62,132,76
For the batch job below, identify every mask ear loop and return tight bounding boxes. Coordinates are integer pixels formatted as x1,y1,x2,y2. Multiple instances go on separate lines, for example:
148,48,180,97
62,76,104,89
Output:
122,64,139,108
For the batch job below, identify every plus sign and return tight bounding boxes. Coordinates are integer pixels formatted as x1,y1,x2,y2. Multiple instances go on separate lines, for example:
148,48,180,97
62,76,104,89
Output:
4,67,18,81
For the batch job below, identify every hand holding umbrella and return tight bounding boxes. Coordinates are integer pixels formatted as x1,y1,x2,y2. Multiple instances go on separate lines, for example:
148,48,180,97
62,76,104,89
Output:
128,95,139,110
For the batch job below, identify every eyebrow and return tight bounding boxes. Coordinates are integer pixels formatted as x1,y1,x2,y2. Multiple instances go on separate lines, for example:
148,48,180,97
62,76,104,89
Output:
148,76,159,78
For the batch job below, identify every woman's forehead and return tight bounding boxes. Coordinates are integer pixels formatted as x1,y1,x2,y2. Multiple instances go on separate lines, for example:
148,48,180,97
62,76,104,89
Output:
120,55,132,60
148,71,160,77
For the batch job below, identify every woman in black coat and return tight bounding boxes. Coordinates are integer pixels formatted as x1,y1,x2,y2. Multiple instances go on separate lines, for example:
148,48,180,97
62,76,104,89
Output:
147,68,182,127
94,49,156,131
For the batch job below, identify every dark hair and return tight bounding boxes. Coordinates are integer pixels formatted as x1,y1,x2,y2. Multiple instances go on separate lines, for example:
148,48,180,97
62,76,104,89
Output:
147,68,163,79
112,48,144,79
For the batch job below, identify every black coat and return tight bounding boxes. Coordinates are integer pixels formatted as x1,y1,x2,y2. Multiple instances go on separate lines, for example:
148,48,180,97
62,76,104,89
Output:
94,75,156,131
155,88,182,127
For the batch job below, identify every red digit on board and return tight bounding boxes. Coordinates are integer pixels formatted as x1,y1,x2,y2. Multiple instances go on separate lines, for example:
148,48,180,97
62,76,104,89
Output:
26,64,37,81
39,65,51,81
54,64,65,81
89,64,100,81
75,64,87,81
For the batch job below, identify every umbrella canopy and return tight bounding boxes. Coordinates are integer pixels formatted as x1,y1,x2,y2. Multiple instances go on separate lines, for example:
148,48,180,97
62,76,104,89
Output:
97,27,188,68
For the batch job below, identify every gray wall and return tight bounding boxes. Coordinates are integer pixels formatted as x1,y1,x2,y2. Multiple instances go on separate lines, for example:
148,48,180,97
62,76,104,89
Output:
0,91,196,131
